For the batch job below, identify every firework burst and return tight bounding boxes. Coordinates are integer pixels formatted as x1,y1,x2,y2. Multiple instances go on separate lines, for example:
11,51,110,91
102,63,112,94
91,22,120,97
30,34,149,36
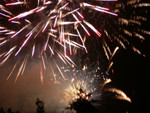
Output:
57,64,106,109
0,0,118,82
58,65,132,113
104,0,150,56
74,0,150,73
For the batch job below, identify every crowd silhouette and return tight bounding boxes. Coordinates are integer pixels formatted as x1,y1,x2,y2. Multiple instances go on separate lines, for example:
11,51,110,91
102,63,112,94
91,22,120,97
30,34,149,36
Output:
0,107,19,113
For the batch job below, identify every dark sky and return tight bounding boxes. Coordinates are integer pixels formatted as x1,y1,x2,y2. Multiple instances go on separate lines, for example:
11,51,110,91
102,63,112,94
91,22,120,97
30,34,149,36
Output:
107,46,150,113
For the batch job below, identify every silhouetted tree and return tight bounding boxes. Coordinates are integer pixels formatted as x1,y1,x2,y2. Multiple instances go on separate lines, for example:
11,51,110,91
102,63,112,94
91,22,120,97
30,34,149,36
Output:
7,108,13,113
0,107,5,113
35,98,45,113
67,88,98,113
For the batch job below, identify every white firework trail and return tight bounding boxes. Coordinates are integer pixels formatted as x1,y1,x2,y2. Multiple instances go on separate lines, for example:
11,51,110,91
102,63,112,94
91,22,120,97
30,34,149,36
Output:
0,0,118,82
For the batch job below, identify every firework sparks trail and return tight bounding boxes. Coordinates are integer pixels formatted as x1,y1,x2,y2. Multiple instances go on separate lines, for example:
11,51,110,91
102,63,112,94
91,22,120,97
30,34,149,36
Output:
0,0,118,82
0,0,150,83
104,87,132,102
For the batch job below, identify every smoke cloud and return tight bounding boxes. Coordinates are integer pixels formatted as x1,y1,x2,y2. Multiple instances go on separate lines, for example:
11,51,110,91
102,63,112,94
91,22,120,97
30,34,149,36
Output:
0,62,65,113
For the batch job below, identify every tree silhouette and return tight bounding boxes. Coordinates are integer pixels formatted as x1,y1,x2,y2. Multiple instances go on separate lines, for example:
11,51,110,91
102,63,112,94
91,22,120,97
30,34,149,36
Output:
0,107,5,113
35,98,45,113
67,88,98,113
